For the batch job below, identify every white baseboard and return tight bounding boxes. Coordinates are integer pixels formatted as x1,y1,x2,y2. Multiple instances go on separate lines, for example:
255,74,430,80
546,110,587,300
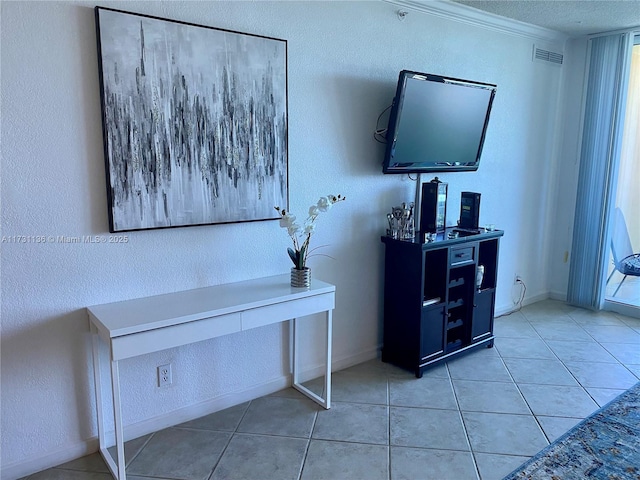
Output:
495,290,550,317
120,376,291,444
334,345,381,370
2,346,380,480
548,290,567,302
297,345,380,382
1,438,99,480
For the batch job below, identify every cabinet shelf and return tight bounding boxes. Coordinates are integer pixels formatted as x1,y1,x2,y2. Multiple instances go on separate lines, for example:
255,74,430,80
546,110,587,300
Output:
449,278,465,288
448,298,464,309
446,318,464,330
446,339,463,352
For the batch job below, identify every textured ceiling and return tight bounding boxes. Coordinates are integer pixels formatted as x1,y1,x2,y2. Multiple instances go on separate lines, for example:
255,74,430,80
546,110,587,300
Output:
451,0,640,36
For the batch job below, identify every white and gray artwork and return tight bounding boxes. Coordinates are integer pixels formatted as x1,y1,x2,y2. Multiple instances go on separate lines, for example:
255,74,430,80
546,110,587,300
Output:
96,8,288,232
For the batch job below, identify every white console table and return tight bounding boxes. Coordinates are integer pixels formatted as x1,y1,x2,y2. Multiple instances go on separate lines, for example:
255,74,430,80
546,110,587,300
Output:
88,274,335,480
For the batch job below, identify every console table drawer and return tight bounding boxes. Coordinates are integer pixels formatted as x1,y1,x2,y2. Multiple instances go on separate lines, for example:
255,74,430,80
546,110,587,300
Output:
242,293,335,330
111,312,242,360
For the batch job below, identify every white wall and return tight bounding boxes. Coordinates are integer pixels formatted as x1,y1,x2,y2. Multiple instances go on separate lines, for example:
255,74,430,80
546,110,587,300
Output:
1,1,572,476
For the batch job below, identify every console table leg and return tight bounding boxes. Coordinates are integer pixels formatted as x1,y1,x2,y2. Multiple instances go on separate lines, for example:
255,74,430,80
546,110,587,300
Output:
324,310,332,409
291,317,300,386
91,326,122,479
291,315,332,410
90,324,106,451
110,360,126,479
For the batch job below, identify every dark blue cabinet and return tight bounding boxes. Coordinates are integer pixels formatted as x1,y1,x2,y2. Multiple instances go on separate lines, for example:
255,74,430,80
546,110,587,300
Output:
381,228,503,377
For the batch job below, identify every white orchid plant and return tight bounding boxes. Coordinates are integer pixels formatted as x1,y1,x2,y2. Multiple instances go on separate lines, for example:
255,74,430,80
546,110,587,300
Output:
275,194,346,270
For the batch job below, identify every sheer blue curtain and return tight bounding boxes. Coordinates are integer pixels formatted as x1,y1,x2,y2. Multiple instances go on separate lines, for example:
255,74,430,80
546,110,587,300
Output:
567,33,632,309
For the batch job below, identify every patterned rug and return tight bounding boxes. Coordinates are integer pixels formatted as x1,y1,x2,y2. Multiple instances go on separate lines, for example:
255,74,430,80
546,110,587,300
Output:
504,381,640,480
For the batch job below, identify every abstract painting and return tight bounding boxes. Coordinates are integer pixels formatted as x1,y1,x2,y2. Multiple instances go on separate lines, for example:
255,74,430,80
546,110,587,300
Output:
95,7,288,232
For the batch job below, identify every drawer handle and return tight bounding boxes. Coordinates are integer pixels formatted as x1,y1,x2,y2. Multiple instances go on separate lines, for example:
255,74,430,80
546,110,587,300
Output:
455,253,465,258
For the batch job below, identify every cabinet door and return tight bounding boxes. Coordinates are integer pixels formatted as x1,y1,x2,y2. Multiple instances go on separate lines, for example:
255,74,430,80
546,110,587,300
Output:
421,305,445,360
472,289,494,341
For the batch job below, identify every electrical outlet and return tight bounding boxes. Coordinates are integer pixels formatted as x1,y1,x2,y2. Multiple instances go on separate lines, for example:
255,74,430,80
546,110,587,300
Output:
157,364,172,387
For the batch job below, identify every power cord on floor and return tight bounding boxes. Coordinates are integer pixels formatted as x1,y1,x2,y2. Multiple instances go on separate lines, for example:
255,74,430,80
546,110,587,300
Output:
512,277,526,312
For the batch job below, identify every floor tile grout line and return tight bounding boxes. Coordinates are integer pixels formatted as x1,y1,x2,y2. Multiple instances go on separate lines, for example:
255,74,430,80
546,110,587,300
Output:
125,431,156,469
388,402,468,412
48,467,174,480
389,443,477,454
124,473,176,480
389,443,495,454
525,313,635,405
498,360,552,445
515,313,601,384
506,310,634,438
387,375,391,480
296,402,321,480
506,315,619,435
206,434,233,480
296,438,312,480
233,400,253,434
310,436,391,447
490,343,554,449
205,399,253,480
444,360,481,479
621,364,640,380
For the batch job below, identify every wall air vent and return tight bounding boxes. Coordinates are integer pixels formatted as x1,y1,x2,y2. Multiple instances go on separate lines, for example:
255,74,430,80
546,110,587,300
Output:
533,45,564,65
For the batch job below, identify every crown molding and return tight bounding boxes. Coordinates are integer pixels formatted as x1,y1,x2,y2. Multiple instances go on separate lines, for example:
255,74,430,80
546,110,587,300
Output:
588,26,640,39
385,0,569,45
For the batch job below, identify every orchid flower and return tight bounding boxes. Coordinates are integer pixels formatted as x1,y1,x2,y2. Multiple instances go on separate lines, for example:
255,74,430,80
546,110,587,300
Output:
275,194,346,270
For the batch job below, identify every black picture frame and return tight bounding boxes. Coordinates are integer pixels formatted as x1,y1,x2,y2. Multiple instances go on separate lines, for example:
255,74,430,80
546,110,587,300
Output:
95,7,288,232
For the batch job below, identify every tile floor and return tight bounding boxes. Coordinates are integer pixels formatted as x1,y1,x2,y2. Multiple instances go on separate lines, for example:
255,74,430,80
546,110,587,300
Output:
24,300,640,480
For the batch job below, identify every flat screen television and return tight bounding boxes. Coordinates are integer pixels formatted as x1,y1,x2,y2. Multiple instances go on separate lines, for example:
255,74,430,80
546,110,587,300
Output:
383,70,497,174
